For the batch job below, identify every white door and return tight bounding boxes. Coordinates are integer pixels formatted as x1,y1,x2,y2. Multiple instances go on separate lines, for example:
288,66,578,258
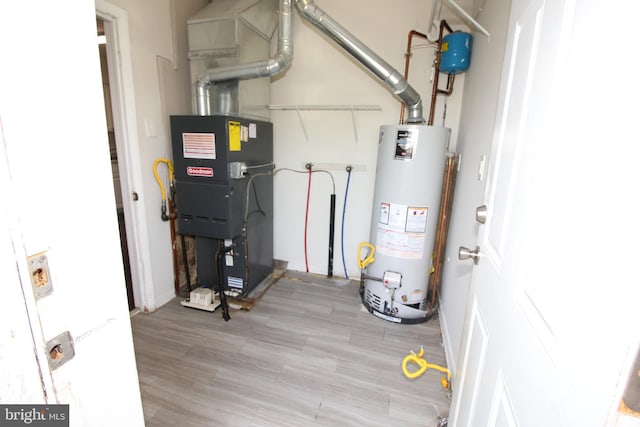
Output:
450,0,640,425
0,127,53,403
0,1,146,425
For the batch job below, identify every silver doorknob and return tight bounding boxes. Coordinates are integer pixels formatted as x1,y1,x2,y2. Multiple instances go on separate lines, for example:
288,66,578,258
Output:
458,246,480,265
476,205,487,224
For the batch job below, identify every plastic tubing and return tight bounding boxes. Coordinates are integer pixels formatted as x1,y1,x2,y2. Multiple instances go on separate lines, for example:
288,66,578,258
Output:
256,164,336,277
215,243,234,322
304,166,312,272
327,193,336,277
341,167,352,279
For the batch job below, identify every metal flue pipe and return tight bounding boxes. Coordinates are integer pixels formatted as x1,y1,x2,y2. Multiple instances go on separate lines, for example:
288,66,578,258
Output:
195,0,294,116
295,0,425,123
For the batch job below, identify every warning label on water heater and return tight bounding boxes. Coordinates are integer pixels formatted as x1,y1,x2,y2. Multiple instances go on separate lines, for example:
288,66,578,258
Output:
394,129,416,160
376,202,428,259
406,207,428,233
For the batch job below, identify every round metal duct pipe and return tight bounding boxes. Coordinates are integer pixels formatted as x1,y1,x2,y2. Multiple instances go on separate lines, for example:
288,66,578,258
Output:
294,0,425,123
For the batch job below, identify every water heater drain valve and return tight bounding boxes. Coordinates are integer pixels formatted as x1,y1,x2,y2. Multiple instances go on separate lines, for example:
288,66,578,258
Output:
383,271,402,289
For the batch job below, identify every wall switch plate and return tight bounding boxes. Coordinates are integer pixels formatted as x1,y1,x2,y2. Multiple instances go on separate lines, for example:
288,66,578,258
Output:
144,119,156,137
28,252,53,300
46,331,75,370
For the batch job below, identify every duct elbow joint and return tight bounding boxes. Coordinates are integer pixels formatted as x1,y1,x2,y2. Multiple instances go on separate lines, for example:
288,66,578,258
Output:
267,52,292,76
296,0,326,25
295,0,315,15
406,101,425,124
406,116,425,124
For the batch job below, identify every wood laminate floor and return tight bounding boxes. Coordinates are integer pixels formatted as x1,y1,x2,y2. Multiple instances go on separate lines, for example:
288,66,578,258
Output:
131,271,451,427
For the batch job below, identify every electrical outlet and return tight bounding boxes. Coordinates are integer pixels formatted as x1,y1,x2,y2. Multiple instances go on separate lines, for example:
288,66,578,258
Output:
28,252,53,300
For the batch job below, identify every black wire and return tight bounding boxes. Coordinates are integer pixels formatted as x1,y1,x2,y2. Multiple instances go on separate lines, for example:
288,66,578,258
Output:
250,178,266,217
180,234,192,298
215,243,233,321
341,168,352,279
247,209,264,219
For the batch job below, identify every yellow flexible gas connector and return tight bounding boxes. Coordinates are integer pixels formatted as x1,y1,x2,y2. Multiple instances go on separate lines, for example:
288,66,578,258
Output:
153,158,174,221
402,346,451,390
357,242,375,269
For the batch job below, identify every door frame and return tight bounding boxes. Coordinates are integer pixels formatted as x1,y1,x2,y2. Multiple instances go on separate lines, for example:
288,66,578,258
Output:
96,0,155,311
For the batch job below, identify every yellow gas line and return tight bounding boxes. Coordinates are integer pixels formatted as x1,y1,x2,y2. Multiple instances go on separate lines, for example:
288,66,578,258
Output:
153,158,174,203
402,346,451,390
357,241,375,269
153,158,174,220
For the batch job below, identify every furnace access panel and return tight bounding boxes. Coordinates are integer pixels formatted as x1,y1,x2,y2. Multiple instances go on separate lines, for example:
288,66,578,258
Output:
170,115,273,238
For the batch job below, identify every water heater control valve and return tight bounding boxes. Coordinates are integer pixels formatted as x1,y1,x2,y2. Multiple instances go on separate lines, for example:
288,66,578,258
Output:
383,271,402,289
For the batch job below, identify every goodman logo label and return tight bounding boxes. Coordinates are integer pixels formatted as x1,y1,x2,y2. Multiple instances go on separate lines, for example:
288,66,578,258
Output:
187,166,214,177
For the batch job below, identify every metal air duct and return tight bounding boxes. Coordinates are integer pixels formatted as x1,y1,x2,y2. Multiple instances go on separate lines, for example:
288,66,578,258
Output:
194,0,293,116
294,0,425,123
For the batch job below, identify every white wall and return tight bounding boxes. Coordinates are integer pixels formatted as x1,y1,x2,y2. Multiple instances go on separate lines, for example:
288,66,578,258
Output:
272,0,466,278
101,0,469,308
438,0,511,371
102,0,207,310
0,1,144,424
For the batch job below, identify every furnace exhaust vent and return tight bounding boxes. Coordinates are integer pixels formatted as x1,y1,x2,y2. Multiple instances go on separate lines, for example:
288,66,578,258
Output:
188,0,279,119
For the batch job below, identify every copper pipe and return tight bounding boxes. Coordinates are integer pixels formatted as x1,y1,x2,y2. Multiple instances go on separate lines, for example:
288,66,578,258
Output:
437,73,456,96
428,155,458,307
168,193,180,295
399,30,429,124
428,20,453,126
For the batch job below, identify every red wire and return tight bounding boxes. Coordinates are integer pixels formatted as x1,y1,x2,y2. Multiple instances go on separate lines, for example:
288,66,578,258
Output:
304,167,312,272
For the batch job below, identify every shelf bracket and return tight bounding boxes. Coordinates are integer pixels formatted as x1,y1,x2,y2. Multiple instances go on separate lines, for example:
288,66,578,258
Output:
268,104,382,143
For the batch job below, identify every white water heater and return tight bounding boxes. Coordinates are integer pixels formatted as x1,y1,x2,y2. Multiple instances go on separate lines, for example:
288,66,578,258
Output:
361,124,449,323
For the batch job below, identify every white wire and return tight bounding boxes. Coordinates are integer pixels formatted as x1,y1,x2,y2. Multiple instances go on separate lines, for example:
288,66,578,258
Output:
242,167,337,226
246,162,275,170
274,167,336,194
